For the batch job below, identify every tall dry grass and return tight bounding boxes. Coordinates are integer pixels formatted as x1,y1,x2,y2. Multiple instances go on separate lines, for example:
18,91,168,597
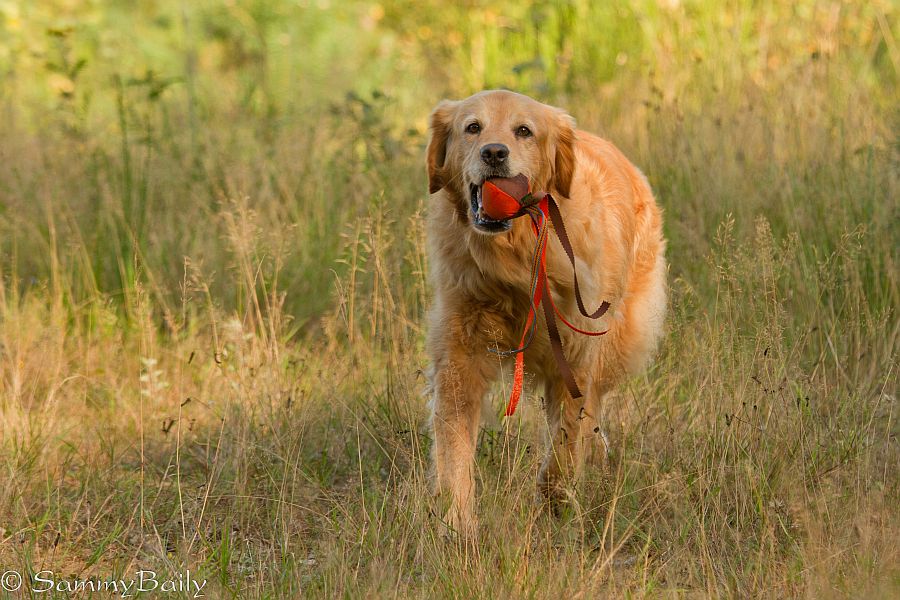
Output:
0,0,897,597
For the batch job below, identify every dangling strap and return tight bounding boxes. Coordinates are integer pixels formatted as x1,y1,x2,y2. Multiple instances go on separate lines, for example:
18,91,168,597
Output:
545,197,611,320
504,204,548,416
501,194,611,416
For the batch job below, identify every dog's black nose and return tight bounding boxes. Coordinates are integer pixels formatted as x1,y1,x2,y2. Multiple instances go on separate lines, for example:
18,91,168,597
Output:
480,143,509,167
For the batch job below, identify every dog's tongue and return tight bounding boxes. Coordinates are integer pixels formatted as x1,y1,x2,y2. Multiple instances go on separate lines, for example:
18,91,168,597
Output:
481,174,531,220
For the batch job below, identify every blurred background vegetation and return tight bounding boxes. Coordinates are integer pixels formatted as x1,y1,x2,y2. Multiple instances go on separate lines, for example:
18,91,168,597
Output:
0,1,897,597
0,0,894,330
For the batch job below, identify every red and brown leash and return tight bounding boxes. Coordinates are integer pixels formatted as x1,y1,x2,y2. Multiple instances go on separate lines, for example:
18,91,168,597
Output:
481,175,610,416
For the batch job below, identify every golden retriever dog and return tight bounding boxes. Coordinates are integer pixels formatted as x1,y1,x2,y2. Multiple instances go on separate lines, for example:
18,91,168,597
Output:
425,90,666,536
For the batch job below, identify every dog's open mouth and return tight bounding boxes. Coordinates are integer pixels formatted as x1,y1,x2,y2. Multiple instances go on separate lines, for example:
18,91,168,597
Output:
470,183,513,233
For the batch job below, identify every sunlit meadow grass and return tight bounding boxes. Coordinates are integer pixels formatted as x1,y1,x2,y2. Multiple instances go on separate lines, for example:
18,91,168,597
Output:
0,1,897,597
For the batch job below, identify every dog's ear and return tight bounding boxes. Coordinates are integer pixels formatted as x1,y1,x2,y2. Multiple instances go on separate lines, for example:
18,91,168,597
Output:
426,100,458,194
553,112,577,198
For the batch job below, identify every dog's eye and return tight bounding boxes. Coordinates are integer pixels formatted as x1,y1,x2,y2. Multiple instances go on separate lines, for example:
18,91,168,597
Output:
516,125,533,138
465,122,481,134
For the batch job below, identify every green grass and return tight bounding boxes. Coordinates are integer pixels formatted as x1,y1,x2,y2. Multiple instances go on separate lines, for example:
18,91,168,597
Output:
0,0,897,597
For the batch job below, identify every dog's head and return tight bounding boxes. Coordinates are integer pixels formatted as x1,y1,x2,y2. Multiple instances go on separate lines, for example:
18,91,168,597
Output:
426,90,576,234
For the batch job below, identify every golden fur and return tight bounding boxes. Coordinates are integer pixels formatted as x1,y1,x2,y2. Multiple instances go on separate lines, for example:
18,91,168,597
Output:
425,90,666,536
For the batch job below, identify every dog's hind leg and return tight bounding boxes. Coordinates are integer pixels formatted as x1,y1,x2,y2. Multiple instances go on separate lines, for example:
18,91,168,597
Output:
580,386,612,470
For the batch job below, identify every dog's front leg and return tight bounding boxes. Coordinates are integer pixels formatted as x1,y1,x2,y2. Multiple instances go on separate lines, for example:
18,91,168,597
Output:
538,375,594,504
429,331,496,538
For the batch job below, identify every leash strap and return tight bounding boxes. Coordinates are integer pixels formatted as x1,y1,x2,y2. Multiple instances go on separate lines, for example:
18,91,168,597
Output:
540,265,583,401
502,194,610,416
546,199,611,320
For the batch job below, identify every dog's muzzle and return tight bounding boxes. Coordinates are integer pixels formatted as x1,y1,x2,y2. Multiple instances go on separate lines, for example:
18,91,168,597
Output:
469,183,513,233
469,173,542,233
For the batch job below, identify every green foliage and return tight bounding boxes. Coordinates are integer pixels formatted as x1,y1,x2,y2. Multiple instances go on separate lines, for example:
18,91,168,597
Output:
0,0,896,597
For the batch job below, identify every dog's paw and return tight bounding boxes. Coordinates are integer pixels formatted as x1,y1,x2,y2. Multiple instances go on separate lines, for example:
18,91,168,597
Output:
535,476,579,518
441,508,478,541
